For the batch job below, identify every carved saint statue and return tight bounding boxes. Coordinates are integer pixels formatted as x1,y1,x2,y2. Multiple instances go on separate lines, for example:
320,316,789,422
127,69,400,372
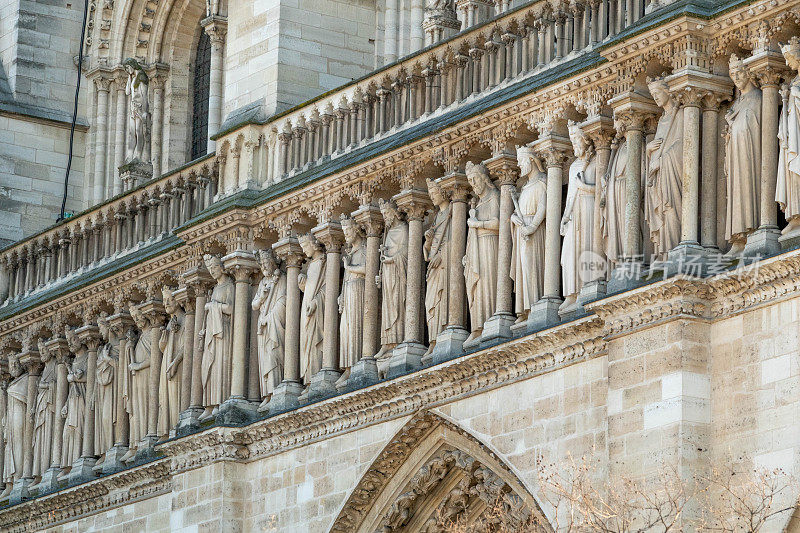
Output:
200,254,234,419
377,200,408,360
424,178,451,351
645,76,684,261
464,161,500,343
126,306,150,447
561,121,597,311
339,216,366,369
3,356,26,483
724,55,762,256
778,38,800,238
123,58,150,165
158,287,184,435
32,338,56,477
299,234,326,384
511,146,547,319
62,327,86,467
95,313,118,458
252,249,286,401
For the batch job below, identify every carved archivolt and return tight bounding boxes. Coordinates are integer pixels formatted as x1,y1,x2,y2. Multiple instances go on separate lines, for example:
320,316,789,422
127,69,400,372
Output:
331,411,550,533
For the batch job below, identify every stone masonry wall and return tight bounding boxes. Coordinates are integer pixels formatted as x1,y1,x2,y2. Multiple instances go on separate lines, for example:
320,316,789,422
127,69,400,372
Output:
0,114,86,246
225,0,378,118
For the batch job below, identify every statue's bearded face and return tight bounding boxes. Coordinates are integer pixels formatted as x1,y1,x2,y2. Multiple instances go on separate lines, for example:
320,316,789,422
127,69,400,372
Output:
517,155,532,178
343,224,359,244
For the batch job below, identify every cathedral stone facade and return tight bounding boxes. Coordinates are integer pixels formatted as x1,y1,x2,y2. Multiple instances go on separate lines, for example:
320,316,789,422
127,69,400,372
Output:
3,0,800,530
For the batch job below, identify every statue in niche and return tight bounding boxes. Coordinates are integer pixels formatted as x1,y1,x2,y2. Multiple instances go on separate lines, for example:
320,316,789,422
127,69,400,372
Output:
32,338,56,477
338,216,366,372
123,58,151,166
778,38,800,239
95,314,119,460
511,146,547,320
376,200,408,363
561,121,597,312
62,327,86,467
252,249,286,404
645,76,684,261
3,356,25,484
724,55,762,256
158,287,184,436
299,233,326,384
424,178,451,353
464,161,500,344
200,254,234,420
125,306,150,450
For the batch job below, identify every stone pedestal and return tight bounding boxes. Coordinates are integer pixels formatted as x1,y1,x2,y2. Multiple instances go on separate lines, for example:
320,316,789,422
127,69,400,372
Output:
37,467,64,495
307,368,341,402
386,342,426,379
777,229,800,252
665,243,714,277
265,381,304,414
119,160,153,192
176,407,204,436
480,312,515,347
431,326,469,365
525,298,561,334
578,279,607,306
132,436,160,464
9,477,33,503
216,397,259,425
67,457,97,485
745,227,782,257
607,261,646,294
346,357,380,390
99,444,129,475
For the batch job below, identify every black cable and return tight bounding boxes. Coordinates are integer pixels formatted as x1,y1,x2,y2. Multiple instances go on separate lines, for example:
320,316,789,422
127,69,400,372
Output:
58,0,90,222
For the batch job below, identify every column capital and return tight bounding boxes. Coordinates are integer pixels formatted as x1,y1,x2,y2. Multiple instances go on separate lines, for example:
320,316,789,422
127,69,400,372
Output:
272,237,305,268
201,15,228,42
76,324,102,351
139,300,167,328
18,347,42,376
353,205,384,237
609,90,660,134
531,135,571,168
580,115,616,150
222,250,260,282
394,189,433,220
665,70,734,107
312,221,346,253
483,153,519,187
44,337,72,365
744,49,791,88
172,286,197,313
437,170,471,202
106,312,135,339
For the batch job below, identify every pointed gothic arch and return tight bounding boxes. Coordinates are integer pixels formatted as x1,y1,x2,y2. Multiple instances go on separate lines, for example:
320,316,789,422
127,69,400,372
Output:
330,411,552,533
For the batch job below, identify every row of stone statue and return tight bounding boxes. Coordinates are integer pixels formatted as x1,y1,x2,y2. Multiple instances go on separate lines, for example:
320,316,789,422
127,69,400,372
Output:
5,43,800,498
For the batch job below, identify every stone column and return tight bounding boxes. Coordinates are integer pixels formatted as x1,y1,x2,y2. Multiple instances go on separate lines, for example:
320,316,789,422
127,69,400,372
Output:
141,300,165,450
432,171,471,364
150,73,166,180
267,238,305,413
348,206,383,388
580,116,615,303
177,267,214,434
529,134,571,331
745,50,787,254
113,70,127,196
390,190,432,377
202,16,227,152
482,153,519,343
309,222,344,399
701,94,721,251
220,250,259,422
385,0,399,63
410,0,424,52
93,76,112,204
68,324,101,482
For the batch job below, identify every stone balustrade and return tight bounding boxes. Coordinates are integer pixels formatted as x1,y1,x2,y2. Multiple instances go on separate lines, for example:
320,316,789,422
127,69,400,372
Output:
0,155,218,310
222,0,647,191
